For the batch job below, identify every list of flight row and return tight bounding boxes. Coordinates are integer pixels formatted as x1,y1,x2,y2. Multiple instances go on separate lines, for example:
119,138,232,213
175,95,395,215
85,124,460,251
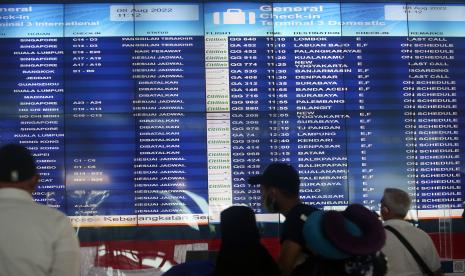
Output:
1,35,464,216
221,36,464,212
0,36,208,216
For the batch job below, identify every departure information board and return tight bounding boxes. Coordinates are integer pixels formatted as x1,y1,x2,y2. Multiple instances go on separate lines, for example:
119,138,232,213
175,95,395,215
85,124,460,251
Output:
1,2,464,226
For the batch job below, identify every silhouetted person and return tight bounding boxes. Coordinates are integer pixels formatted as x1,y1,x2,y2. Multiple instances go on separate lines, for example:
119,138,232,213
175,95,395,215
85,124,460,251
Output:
214,205,280,276
380,188,442,276
249,163,318,276
0,144,80,276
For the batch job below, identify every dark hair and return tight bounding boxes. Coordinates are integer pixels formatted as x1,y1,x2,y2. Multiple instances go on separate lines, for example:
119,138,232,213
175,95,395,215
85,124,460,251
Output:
0,144,37,183
248,162,300,197
214,206,280,276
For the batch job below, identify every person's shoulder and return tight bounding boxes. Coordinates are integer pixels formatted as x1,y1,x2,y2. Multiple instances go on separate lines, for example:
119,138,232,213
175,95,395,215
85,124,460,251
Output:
284,203,318,224
31,201,71,224
410,224,435,241
385,220,433,241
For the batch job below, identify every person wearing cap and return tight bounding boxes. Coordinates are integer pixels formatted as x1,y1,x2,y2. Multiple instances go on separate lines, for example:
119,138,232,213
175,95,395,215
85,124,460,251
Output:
0,144,80,276
248,162,318,276
380,188,442,276
294,203,387,275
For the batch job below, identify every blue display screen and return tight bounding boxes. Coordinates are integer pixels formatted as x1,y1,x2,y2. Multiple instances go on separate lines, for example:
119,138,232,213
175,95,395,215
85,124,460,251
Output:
1,2,464,226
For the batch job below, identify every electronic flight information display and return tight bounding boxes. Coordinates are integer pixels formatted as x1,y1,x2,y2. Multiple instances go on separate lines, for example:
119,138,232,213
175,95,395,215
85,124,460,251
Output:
1,2,465,226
